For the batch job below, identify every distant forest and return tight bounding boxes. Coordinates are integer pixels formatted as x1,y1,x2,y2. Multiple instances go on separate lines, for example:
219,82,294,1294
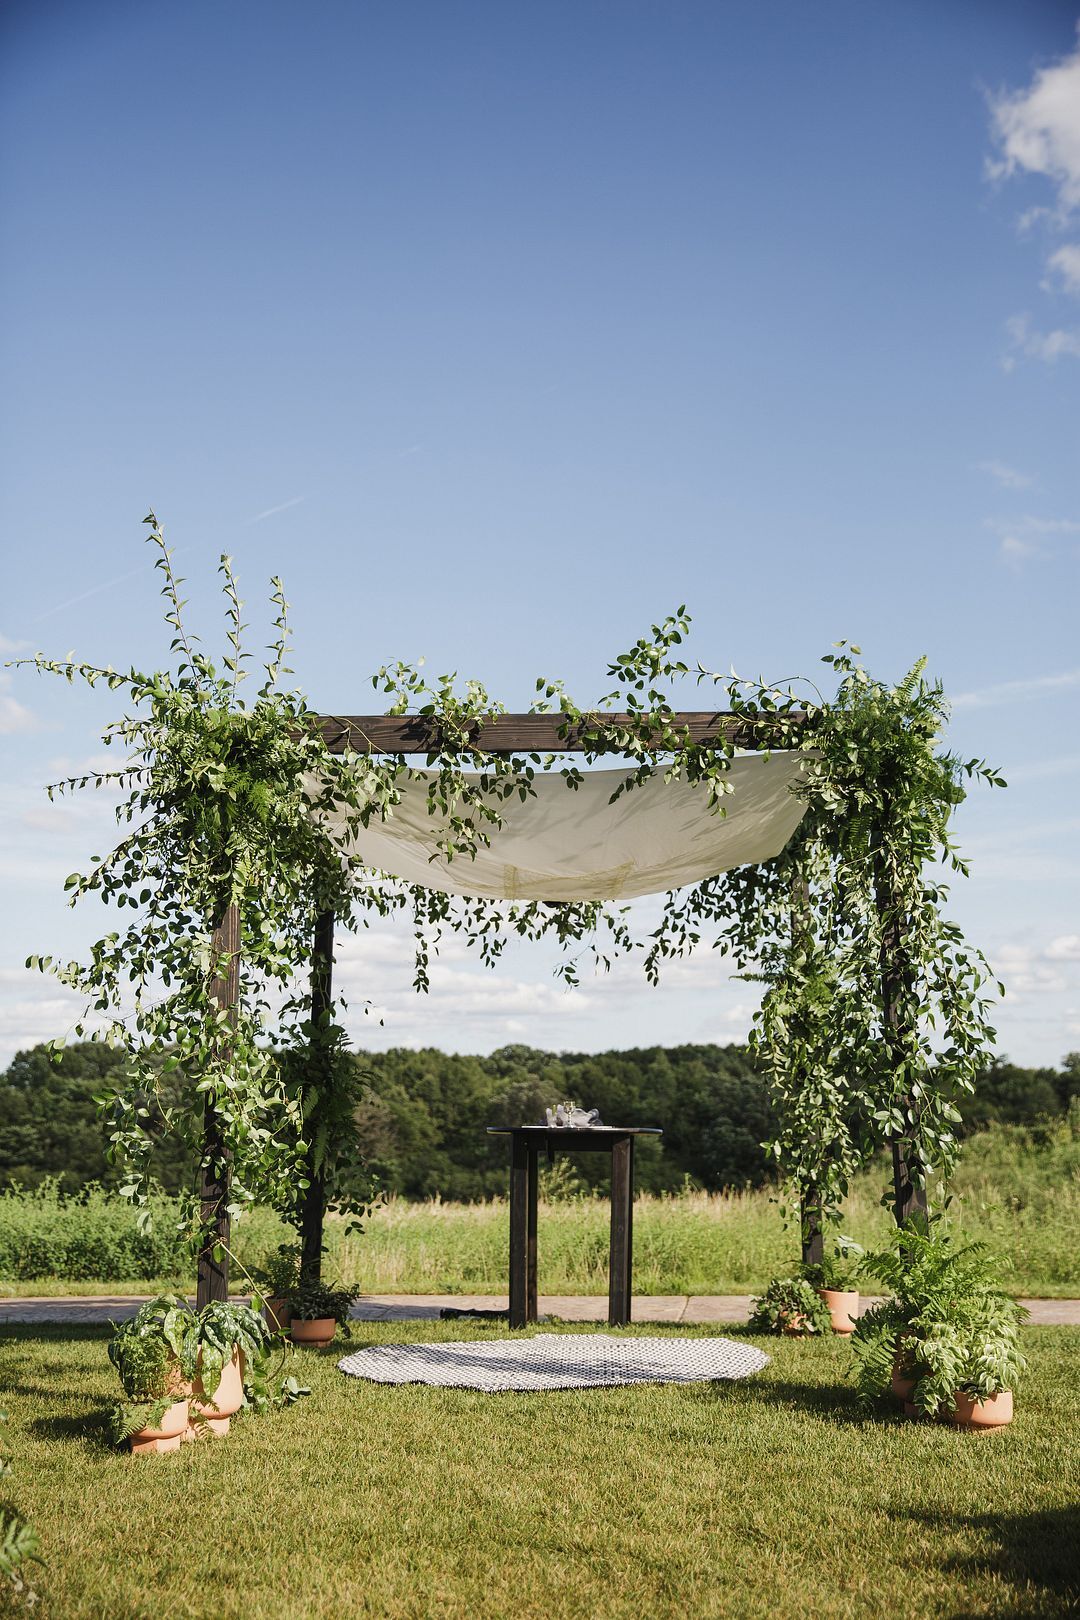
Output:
2,1041,1077,1202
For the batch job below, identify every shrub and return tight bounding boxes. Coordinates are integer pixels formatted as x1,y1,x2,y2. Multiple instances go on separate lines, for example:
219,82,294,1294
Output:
748,1277,833,1335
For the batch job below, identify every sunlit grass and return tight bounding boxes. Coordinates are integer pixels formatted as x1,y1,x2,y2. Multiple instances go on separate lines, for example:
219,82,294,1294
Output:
2,1322,1077,1618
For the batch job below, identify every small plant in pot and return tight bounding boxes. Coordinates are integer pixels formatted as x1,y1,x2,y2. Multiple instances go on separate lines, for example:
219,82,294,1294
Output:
748,1277,833,1336
289,1279,361,1347
802,1247,861,1335
188,1300,277,1438
851,1220,1027,1427
107,1294,198,1456
254,1244,302,1336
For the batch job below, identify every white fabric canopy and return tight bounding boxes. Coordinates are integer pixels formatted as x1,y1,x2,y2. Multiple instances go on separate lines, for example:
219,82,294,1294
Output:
321,751,808,902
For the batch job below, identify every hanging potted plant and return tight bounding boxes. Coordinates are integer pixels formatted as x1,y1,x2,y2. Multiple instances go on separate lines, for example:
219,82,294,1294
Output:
850,1222,1026,1426
107,1295,198,1456
802,1247,861,1335
748,1277,833,1336
289,1280,361,1347
188,1300,277,1438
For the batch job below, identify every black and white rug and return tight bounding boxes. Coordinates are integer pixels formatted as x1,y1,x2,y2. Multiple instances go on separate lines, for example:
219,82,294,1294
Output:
337,1333,769,1393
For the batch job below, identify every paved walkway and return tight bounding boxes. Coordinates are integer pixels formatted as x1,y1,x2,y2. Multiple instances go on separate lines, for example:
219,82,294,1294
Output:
2,1293,1078,1325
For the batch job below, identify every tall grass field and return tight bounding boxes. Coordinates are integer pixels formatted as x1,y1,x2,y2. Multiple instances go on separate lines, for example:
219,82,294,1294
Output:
2,1113,1077,1297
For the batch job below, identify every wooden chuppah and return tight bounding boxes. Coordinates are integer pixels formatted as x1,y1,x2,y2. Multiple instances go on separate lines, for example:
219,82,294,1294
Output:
192,706,925,1304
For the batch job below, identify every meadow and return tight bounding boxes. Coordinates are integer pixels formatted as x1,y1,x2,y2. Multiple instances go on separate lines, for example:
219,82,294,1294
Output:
2,1113,1077,1299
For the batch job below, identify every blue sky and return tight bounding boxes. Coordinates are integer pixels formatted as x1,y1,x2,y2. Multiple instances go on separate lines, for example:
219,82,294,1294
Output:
2,1,1078,1066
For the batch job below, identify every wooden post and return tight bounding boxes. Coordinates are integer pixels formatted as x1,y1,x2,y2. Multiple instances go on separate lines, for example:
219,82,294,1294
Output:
197,901,240,1308
792,872,825,1268
300,908,335,1286
608,1134,634,1326
509,1132,529,1328
874,806,928,1229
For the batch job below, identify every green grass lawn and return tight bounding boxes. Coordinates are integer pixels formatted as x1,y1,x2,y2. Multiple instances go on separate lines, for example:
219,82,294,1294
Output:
2,1322,1077,1619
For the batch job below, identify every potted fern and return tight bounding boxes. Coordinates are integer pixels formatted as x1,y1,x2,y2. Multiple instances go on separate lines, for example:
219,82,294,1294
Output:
802,1247,861,1335
254,1244,302,1336
107,1294,197,1455
851,1222,1026,1427
289,1279,361,1347
748,1277,833,1336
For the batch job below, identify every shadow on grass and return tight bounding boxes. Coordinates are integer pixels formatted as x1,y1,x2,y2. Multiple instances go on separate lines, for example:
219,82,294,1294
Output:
680,1373,885,1427
26,1406,114,1451
896,1505,1080,1614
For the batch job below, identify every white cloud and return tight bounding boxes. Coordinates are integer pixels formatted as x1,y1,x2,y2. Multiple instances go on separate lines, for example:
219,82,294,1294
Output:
1045,242,1080,294
998,534,1044,568
989,37,1080,360
0,675,38,736
983,936,1080,1011
0,632,30,656
976,459,1033,490
952,668,1080,710
988,33,1080,217
985,512,1080,564
1005,311,1080,365
0,971,107,1059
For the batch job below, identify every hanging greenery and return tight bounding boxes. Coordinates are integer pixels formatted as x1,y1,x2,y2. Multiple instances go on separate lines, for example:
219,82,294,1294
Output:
16,519,1002,1273
598,630,1004,1234
15,519,624,1251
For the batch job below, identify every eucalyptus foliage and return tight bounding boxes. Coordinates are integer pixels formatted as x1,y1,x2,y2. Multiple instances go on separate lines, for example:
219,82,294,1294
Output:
18,521,1001,1259
17,520,629,1245
603,629,1004,1232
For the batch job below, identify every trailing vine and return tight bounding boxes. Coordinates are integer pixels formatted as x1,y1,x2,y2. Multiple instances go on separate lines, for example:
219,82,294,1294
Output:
15,519,1002,1277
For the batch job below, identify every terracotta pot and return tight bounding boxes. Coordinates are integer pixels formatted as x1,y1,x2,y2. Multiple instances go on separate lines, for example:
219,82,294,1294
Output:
891,1348,919,1403
947,1390,1013,1430
818,1288,859,1335
130,1396,189,1457
781,1313,809,1336
188,1347,245,1438
263,1296,292,1335
291,1316,337,1347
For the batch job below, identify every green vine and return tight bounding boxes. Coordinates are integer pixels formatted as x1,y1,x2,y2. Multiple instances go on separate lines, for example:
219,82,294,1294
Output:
15,523,1002,1266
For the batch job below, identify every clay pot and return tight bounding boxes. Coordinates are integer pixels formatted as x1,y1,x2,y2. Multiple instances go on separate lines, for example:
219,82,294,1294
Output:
263,1296,292,1335
891,1363,917,1403
130,1396,190,1457
188,1347,245,1438
781,1313,809,1336
818,1288,859,1335
946,1390,1013,1430
291,1316,336,1347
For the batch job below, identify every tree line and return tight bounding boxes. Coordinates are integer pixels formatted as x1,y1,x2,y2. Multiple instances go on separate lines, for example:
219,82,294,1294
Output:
2,1041,1077,1202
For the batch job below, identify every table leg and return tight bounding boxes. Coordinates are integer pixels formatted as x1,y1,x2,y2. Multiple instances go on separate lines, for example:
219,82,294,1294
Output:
609,1135,634,1326
527,1146,539,1324
509,1134,528,1328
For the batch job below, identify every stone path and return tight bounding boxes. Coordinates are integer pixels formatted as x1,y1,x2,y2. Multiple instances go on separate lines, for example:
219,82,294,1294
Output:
1,1293,1078,1325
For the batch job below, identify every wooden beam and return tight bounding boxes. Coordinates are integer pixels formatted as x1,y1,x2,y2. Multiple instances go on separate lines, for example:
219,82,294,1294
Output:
196,900,240,1309
311,710,810,757
299,908,335,1286
873,803,928,1232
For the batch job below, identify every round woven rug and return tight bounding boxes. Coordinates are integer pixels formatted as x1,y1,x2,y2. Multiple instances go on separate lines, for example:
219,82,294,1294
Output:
337,1333,769,1393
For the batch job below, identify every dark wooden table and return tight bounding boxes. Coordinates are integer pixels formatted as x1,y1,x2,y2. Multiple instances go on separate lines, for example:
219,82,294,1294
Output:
487,1125,662,1328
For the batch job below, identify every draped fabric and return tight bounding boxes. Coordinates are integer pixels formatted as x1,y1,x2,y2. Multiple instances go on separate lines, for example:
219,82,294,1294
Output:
318,751,809,902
